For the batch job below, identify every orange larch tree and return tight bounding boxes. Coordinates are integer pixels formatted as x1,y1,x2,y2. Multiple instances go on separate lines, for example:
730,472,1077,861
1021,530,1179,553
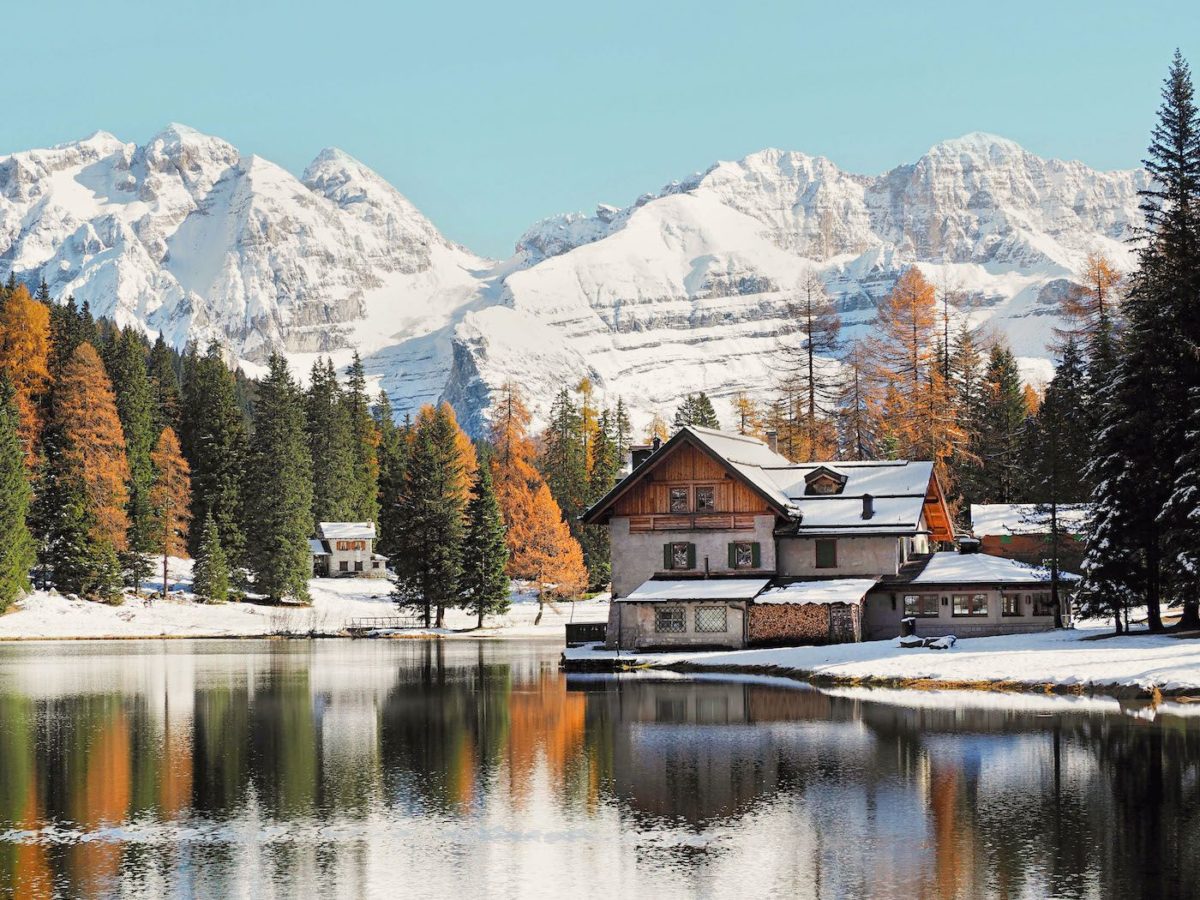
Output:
508,482,587,623
150,427,191,595
53,343,130,551
0,285,52,465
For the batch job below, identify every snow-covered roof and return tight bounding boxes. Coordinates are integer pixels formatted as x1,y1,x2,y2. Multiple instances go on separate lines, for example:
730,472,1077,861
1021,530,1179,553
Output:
910,552,1080,585
308,539,329,555
684,426,796,511
318,522,377,540
766,461,936,534
969,504,1090,537
755,579,878,606
618,578,771,603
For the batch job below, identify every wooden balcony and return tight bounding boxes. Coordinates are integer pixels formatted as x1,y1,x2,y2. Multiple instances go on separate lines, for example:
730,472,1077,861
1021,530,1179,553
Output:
628,513,759,533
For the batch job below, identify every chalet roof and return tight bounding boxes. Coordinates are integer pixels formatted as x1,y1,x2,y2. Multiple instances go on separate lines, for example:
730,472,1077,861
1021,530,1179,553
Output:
618,577,771,602
969,504,1090,537
309,539,330,556
755,578,878,606
317,522,377,541
766,461,940,536
907,551,1080,585
582,427,952,538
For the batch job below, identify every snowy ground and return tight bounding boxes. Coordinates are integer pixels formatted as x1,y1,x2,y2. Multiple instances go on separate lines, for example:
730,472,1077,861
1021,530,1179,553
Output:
565,622,1200,697
0,559,610,641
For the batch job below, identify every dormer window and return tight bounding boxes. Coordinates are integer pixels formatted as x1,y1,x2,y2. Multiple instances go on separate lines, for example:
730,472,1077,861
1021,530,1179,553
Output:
804,466,848,496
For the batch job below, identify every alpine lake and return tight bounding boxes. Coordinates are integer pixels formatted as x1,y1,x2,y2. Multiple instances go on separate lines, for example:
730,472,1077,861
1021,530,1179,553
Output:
0,639,1195,899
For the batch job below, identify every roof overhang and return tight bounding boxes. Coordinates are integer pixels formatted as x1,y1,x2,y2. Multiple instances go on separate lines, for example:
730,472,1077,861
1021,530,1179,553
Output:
581,428,790,524
617,577,772,603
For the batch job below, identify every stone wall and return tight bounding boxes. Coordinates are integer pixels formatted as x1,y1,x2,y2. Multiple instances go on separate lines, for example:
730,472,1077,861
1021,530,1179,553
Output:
748,603,861,646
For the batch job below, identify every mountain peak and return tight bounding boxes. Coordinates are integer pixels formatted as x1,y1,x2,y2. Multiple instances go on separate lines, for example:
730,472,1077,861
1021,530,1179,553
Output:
928,132,1026,156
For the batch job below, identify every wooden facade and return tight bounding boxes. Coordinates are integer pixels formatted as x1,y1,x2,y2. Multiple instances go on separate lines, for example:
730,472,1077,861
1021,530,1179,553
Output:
612,444,776,533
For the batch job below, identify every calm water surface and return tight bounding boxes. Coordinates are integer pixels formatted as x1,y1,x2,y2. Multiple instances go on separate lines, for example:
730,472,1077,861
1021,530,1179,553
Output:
0,639,1196,899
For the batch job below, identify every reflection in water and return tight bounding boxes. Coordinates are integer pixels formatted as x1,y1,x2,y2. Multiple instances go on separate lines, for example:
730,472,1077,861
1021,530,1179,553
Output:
0,641,1198,898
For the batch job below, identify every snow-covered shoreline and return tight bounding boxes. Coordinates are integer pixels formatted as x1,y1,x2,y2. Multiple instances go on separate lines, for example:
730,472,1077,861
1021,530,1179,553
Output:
563,623,1200,698
0,562,609,642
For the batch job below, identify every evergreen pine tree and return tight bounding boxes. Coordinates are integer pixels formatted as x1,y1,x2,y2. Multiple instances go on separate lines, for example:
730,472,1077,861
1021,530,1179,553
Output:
459,466,510,628
0,378,35,612
580,408,621,590
191,512,230,603
972,346,1029,503
343,352,380,526
180,342,248,566
1083,51,1200,632
244,354,314,603
393,403,466,627
375,395,411,561
540,388,588,533
148,334,183,434
672,392,721,430
104,327,157,591
306,358,356,523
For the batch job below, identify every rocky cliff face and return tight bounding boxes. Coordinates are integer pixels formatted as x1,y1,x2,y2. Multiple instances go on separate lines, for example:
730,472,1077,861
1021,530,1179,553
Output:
0,127,1146,433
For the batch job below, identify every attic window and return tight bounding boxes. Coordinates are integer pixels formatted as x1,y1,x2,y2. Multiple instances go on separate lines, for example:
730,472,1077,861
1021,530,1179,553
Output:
810,477,840,495
804,466,847,496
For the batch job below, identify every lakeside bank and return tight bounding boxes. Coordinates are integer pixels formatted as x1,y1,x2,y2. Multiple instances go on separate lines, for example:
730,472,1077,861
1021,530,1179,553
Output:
562,623,1200,699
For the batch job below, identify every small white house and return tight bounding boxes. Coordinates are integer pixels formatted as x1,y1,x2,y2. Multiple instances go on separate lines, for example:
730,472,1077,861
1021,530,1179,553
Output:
311,522,388,578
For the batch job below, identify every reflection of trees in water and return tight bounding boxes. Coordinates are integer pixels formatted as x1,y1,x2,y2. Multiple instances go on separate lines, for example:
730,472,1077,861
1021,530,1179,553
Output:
580,678,1200,898
5,651,1200,897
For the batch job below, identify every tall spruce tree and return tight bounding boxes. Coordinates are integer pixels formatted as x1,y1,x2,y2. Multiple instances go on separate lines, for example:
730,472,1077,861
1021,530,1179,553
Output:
306,358,356,524
393,403,466,627
244,354,314,603
580,408,621,590
148,334,182,434
540,388,588,534
181,342,248,566
191,512,230,603
344,352,380,526
375,396,410,561
672,392,721,430
1082,51,1200,632
104,328,157,591
459,466,510,628
971,346,1029,503
0,378,34,612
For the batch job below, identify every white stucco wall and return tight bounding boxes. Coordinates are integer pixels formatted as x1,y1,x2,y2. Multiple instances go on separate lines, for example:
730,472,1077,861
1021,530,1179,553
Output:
608,515,778,599
777,535,902,578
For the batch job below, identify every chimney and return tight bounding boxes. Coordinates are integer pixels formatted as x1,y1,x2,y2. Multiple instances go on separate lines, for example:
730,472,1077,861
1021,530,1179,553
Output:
652,435,662,452
861,493,874,520
766,429,779,453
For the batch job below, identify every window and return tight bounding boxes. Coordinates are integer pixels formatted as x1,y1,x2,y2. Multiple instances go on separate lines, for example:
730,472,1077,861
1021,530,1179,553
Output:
952,593,988,617
335,540,367,552
810,477,839,495
1032,592,1056,616
695,606,727,633
903,594,939,617
355,560,364,572
1001,592,1022,616
339,560,349,572
695,486,716,512
372,561,381,569
730,541,759,570
665,542,694,570
654,606,685,633
669,487,689,513
815,539,837,569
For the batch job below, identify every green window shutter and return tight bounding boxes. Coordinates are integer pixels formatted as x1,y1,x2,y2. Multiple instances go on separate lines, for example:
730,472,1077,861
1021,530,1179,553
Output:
687,543,696,569
751,542,761,568
663,544,672,570
728,544,736,568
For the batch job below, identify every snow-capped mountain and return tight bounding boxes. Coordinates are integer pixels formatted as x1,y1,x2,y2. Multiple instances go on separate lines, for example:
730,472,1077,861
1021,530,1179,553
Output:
0,127,1147,433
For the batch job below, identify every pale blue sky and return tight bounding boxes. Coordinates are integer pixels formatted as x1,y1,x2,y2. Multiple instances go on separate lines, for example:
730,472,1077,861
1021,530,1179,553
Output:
5,1,1195,257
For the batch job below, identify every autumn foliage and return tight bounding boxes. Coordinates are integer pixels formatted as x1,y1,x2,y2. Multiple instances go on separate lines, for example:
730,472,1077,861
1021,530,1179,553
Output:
0,286,52,465
53,344,130,550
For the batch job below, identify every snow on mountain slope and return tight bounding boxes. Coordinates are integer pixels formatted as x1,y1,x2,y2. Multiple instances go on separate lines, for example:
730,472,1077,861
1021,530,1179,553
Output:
0,127,1146,433
466,134,1146,428
0,124,490,411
